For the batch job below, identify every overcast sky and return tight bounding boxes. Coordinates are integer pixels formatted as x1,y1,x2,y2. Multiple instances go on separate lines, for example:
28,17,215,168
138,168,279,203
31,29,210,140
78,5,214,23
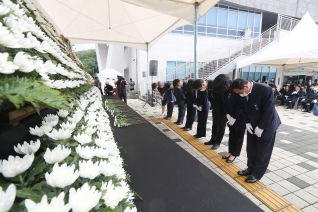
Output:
73,44,96,52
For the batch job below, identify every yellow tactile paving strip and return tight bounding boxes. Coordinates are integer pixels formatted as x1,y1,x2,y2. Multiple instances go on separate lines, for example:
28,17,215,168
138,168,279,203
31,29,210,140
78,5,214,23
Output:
152,117,302,212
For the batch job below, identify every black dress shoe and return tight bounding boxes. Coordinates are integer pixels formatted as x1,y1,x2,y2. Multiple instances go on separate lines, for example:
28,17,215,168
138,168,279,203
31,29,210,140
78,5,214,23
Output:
176,122,183,125
174,121,179,124
181,126,187,129
222,154,231,159
237,168,251,176
211,144,220,150
226,156,236,163
183,128,191,131
245,175,258,183
302,109,308,112
204,141,213,145
165,117,171,120
193,134,202,138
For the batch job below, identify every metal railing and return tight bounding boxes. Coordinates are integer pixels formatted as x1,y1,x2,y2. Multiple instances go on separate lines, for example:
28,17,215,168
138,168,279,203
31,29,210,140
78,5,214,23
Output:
277,14,300,31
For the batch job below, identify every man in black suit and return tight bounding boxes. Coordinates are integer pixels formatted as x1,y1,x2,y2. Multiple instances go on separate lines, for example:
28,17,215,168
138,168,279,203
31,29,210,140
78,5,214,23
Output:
232,79,281,183
173,79,187,125
285,85,303,109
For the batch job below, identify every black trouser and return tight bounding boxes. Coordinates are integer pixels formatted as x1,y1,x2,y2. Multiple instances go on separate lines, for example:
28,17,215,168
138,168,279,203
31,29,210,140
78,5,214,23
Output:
285,97,297,107
185,105,196,129
177,103,187,123
301,100,315,111
280,96,287,105
167,102,174,118
120,93,127,103
246,130,276,179
211,111,227,145
196,108,209,137
228,126,245,156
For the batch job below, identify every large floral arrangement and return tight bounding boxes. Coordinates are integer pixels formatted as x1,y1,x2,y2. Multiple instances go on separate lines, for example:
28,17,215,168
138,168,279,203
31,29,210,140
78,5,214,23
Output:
0,0,136,211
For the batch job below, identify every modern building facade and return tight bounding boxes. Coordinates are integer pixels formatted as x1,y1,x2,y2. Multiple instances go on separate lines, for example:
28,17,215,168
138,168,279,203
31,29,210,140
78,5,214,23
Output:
96,0,318,91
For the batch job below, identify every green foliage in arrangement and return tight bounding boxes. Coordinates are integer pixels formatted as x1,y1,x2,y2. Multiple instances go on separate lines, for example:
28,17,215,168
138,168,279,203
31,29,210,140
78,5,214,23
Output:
105,100,131,127
0,77,71,113
75,49,99,77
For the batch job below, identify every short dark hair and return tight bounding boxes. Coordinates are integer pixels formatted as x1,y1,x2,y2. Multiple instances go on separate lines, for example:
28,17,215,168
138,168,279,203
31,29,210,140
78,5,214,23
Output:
232,78,248,90
164,82,171,89
186,79,194,93
152,82,157,90
213,74,230,92
207,80,214,91
172,79,180,87
94,77,99,80
193,79,203,90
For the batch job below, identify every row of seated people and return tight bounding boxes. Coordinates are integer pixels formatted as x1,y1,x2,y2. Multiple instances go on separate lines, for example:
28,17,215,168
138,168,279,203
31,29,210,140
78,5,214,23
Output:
271,83,318,112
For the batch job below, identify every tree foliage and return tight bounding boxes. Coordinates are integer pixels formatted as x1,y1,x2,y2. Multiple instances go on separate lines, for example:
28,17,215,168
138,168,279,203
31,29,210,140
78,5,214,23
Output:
75,49,98,77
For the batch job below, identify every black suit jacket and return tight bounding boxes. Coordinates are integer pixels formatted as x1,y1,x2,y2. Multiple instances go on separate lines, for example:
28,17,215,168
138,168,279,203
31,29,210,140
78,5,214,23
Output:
288,90,303,100
174,87,186,105
222,83,245,131
239,83,281,131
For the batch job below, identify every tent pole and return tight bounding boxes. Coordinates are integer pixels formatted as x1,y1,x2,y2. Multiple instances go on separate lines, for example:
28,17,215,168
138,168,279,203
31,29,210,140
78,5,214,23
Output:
146,43,150,102
194,2,199,80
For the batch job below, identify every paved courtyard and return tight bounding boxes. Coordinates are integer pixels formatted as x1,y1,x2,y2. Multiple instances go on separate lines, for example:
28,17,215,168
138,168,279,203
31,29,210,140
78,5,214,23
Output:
127,99,318,211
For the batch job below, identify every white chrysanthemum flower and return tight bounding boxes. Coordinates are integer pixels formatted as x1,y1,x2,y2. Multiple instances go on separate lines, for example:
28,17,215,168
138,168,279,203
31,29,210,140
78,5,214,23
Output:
60,121,76,131
84,127,96,135
0,52,19,74
0,4,10,15
100,161,118,177
79,160,101,179
0,154,34,178
94,138,109,149
124,206,137,212
45,163,79,188
42,114,59,127
46,128,73,140
74,133,92,145
69,183,101,212
44,145,71,164
0,184,16,212
13,52,39,73
14,139,40,155
25,192,71,212
57,109,69,118
94,148,110,159
29,125,45,137
101,180,121,209
75,145,95,160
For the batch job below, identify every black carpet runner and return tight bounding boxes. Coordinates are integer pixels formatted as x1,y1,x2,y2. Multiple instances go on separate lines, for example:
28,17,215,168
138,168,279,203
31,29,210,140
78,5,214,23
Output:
106,96,263,212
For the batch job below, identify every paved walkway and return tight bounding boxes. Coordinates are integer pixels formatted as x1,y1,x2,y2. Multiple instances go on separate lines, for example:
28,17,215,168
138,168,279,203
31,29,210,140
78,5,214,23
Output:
127,99,318,211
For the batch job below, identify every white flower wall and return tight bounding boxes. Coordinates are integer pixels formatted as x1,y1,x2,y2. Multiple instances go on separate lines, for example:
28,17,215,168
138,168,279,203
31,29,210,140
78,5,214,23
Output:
0,0,137,211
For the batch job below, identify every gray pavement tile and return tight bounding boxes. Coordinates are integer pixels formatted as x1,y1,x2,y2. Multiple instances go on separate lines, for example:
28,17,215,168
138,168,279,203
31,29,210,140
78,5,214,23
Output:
277,180,301,192
283,193,310,209
268,183,290,196
302,205,318,212
294,190,318,204
172,138,182,142
286,176,310,189
297,162,318,171
162,129,170,132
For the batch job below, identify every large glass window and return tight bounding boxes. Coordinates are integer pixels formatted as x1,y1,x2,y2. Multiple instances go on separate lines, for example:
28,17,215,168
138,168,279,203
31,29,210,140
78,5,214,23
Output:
255,66,262,82
228,10,238,29
249,66,255,81
198,14,206,25
171,4,262,40
218,8,228,28
238,11,248,30
207,7,217,26
247,13,254,29
254,13,261,32
242,66,277,82
242,67,249,79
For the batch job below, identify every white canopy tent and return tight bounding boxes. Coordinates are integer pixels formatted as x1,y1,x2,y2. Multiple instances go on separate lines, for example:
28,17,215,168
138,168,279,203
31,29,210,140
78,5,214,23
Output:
98,69,122,89
236,12,318,71
31,0,218,51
